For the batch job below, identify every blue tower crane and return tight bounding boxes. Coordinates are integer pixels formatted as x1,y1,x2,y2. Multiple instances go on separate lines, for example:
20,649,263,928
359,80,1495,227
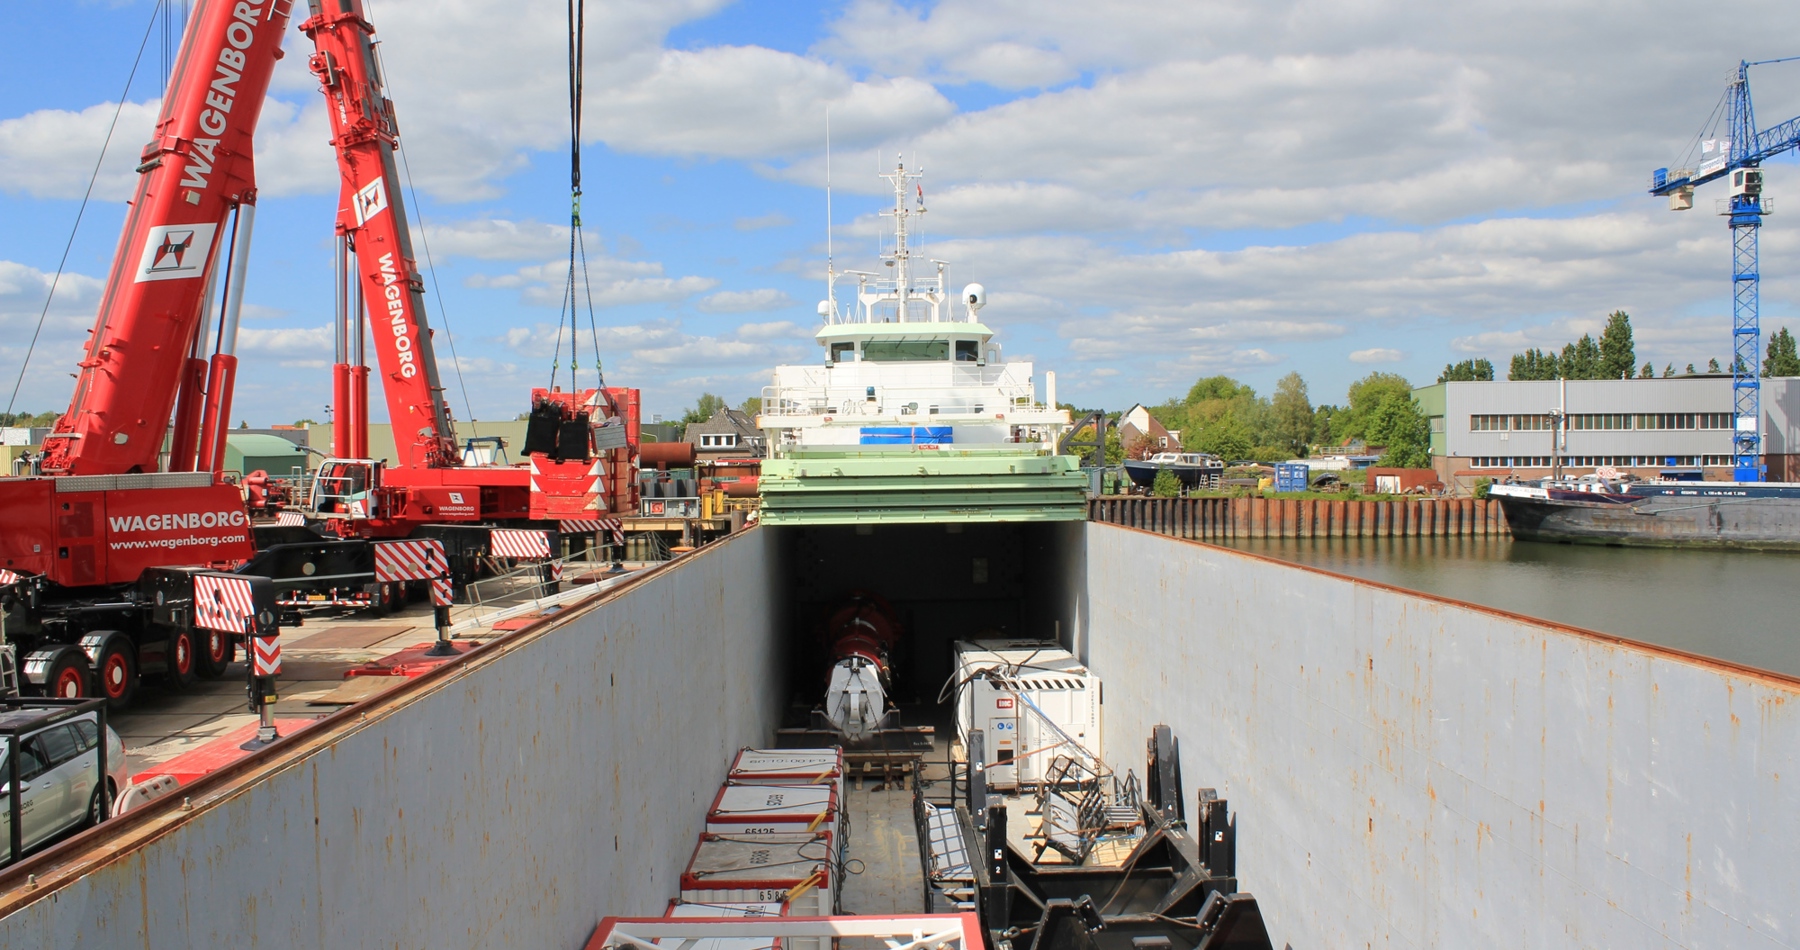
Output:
1651,57,1800,482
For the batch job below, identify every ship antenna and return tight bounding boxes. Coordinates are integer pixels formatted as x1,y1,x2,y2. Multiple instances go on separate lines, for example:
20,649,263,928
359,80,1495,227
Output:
824,108,835,322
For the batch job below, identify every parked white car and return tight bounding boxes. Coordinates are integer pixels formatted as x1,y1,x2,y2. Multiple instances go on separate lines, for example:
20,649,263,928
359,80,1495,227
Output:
0,708,128,864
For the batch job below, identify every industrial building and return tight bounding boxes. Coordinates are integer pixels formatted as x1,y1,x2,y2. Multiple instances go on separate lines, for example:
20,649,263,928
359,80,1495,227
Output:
1415,375,1800,484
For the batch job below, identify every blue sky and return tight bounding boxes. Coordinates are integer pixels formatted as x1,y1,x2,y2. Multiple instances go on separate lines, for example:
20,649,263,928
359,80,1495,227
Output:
6,0,1800,427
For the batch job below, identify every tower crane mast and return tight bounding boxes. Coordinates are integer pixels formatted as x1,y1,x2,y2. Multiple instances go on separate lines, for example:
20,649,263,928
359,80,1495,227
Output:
1650,57,1800,482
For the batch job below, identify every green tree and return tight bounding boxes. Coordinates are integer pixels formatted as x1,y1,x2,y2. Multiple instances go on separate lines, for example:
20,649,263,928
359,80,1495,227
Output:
1663,363,1675,378
681,393,726,425
1508,348,1560,380
1598,310,1636,379
1193,416,1254,461
1765,326,1800,377
1561,334,1602,379
1185,376,1256,404
1103,426,1124,465
1338,372,1414,441
738,396,763,416
1151,468,1181,498
1268,372,1314,456
1639,362,1654,378
1312,404,1339,446
1366,393,1431,468
1155,374,1269,457
1438,358,1495,382
1707,358,1722,374
1685,363,1697,375
0,411,57,427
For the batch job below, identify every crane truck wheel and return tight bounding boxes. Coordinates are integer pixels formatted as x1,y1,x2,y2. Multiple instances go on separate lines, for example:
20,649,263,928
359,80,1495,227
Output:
91,635,138,712
39,649,91,699
163,628,199,691
196,628,235,679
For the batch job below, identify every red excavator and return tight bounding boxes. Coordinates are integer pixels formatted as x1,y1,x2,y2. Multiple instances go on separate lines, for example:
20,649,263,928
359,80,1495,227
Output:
0,0,293,708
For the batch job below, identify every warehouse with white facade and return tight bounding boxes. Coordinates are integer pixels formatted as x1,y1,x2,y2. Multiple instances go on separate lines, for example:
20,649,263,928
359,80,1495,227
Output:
1414,376,1800,485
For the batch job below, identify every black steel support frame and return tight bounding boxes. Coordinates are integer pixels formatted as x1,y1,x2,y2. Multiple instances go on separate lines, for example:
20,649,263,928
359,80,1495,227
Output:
959,725,1257,950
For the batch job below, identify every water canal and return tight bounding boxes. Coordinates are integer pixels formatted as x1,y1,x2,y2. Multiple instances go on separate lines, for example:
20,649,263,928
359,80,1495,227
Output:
1226,536,1800,678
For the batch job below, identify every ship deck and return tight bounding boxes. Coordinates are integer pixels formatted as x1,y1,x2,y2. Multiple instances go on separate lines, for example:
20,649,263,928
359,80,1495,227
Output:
110,566,651,781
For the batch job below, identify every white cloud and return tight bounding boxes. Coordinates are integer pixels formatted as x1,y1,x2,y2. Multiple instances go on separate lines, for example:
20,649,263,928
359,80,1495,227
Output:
597,46,953,160
0,100,161,201
697,289,796,313
1350,348,1405,364
467,258,716,307
734,320,811,341
236,326,333,358
421,219,578,261
498,317,810,382
590,276,720,308
0,261,106,413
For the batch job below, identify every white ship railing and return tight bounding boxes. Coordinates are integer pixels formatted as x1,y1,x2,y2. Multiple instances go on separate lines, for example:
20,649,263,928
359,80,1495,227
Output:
760,385,1041,418
760,363,1040,419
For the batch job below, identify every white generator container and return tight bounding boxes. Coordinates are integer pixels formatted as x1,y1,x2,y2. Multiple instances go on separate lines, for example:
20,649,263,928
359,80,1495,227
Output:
681,832,837,933
661,899,788,950
952,640,1101,789
706,783,840,845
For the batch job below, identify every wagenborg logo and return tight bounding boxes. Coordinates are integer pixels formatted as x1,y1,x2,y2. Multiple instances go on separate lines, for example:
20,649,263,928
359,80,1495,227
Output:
448,492,465,505
108,509,247,533
134,223,218,283
353,178,389,226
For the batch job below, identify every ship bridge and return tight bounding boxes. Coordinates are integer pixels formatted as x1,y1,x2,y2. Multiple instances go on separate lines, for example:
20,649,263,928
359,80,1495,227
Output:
756,158,1086,525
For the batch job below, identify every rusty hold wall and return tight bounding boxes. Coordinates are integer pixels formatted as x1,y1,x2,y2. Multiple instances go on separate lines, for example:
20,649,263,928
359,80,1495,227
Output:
0,529,785,949
1081,521,1798,948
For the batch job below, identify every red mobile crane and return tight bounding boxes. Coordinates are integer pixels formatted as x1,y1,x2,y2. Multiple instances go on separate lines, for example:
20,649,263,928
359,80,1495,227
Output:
282,0,638,596
0,0,291,708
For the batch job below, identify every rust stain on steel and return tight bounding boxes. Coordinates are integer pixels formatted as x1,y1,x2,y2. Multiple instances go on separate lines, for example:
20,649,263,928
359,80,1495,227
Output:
0,530,759,917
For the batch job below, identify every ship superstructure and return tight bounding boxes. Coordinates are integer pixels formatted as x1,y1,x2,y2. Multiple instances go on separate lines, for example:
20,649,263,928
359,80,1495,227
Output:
757,159,1086,524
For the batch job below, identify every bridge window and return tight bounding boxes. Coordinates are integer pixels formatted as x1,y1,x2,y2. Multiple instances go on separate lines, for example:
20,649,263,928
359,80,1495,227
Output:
862,340,949,362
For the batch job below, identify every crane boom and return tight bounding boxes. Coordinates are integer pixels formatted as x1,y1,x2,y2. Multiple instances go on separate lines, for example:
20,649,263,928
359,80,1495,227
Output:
1649,58,1800,481
301,0,457,471
40,0,296,475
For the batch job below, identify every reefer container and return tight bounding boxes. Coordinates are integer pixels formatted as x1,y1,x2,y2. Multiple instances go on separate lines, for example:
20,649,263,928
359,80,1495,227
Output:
681,832,835,950
705,784,840,845
727,748,844,790
680,831,836,916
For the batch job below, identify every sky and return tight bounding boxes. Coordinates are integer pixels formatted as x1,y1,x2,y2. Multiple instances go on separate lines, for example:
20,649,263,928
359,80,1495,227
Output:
6,1,1800,427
